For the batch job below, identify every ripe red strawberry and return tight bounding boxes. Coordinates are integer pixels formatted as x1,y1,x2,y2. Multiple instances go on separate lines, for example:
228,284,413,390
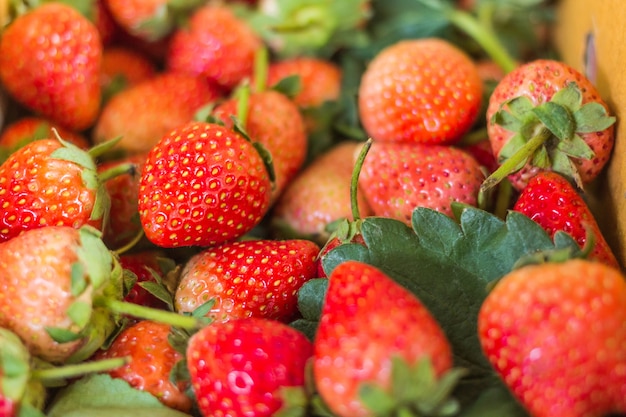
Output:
93,72,223,154
119,251,170,310
0,138,112,242
314,260,454,417
272,141,373,242
166,4,263,91
0,226,120,364
94,320,192,412
187,317,313,417
138,121,272,248
98,153,146,250
513,171,619,269
100,46,157,101
484,59,615,192
175,238,319,322
478,259,626,417
359,142,485,223
0,117,90,162
213,89,308,201
0,3,102,131
358,38,483,145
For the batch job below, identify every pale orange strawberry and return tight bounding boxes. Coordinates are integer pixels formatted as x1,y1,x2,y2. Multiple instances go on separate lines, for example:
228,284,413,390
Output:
100,46,157,101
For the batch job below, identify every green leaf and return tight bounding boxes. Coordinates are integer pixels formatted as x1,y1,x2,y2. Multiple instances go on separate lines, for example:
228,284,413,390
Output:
457,385,528,417
270,74,303,98
359,383,396,415
296,278,328,321
531,101,575,140
138,280,175,310
46,374,193,417
76,226,113,291
45,327,82,344
555,133,594,159
70,262,87,296
550,82,582,111
497,133,526,163
50,141,96,171
322,205,576,405
0,328,30,401
505,96,534,118
67,301,92,328
573,102,616,133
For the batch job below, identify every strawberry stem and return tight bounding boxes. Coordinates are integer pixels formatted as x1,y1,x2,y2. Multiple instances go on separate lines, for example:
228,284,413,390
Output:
480,126,552,193
97,298,202,330
254,47,269,93
98,162,136,183
112,229,145,256
30,357,130,383
235,84,251,128
350,139,372,221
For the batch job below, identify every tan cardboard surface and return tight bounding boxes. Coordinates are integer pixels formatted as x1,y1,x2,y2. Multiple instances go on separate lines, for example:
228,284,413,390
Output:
554,0,626,268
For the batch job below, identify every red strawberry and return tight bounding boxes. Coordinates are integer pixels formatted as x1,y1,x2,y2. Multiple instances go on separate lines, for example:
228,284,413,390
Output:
93,72,223,154
0,3,102,131
166,4,263,91
358,38,483,145
98,153,146,250
213,89,308,201
119,251,170,310
100,46,157,101
0,226,120,364
94,320,192,412
478,259,626,417
175,238,319,322
272,141,373,242
314,260,454,417
187,317,313,417
484,59,615,192
138,121,273,248
359,142,485,223
513,171,619,269
0,138,113,242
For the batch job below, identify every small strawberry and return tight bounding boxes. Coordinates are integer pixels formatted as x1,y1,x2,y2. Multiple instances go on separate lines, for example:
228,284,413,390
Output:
358,142,485,223
166,4,263,91
213,89,308,201
358,38,483,145
138,121,273,248
0,137,122,242
483,59,615,192
272,141,373,243
513,171,619,269
478,259,626,417
100,46,157,102
186,317,313,417
175,238,319,322
93,72,223,155
314,260,458,417
0,3,102,131
94,320,192,412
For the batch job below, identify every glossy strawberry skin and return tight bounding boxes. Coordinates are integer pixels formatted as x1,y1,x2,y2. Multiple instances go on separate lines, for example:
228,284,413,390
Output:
513,171,619,269
187,317,313,417
93,72,223,154
478,260,626,417
314,261,453,417
486,59,614,190
0,117,90,153
213,90,308,202
175,239,320,322
166,5,262,91
94,320,192,411
358,38,483,145
0,3,102,131
0,139,102,243
138,121,272,248
359,142,485,223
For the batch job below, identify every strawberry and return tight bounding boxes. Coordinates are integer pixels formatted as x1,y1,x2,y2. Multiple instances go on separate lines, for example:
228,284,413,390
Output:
358,38,483,145
358,142,485,223
93,0,120,46
483,59,615,192
93,72,223,155
119,251,170,310
513,171,619,269
98,153,146,250
478,259,626,417
186,317,313,417
138,121,273,248
0,3,102,131
100,46,157,102
212,89,308,201
0,117,90,162
0,226,121,364
175,238,320,322
0,137,118,242
166,4,263,91
313,260,456,417
94,320,192,412
272,141,373,243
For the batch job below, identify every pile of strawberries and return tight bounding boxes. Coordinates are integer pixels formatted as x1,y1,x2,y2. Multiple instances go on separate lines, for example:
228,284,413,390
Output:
0,1,625,417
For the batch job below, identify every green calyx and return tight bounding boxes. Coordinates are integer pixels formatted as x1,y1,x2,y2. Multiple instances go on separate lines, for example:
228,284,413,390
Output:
359,356,466,417
481,82,615,193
